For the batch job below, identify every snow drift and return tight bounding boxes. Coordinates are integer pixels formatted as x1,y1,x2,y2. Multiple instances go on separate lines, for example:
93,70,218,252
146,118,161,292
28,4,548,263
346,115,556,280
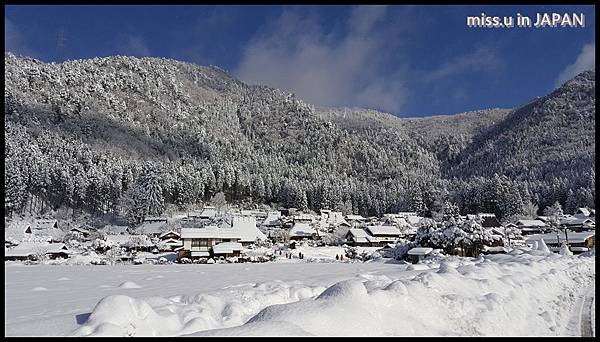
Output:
74,249,594,336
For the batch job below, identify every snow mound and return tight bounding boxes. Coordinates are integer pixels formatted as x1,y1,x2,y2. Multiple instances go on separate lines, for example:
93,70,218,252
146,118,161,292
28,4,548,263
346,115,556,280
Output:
406,264,430,271
75,295,180,336
75,250,595,336
383,280,409,295
76,281,325,336
118,281,142,289
437,261,459,274
316,280,368,301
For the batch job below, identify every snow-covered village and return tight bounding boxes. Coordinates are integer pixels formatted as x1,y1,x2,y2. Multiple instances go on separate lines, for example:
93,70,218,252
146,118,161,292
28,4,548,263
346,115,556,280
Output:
4,4,596,338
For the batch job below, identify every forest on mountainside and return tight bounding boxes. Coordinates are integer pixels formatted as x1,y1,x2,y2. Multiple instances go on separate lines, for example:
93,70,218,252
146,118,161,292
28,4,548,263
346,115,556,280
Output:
4,53,595,224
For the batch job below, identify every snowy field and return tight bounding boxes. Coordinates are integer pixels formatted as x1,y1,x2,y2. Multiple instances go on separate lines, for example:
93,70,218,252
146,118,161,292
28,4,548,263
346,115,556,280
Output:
5,249,595,336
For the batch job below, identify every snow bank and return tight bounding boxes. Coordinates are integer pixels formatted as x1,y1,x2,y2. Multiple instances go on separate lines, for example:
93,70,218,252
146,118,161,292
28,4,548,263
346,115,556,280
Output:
75,250,594,336
75,280,325,336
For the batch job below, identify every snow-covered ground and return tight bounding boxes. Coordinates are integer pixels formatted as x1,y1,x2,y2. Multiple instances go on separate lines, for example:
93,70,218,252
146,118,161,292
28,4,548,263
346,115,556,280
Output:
5,248,595,336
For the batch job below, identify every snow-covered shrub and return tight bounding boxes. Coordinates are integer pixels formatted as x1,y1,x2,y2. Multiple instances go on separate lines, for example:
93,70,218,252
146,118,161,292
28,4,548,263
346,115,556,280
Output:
92,238,110,253
344,247,381,261
415,217,493,257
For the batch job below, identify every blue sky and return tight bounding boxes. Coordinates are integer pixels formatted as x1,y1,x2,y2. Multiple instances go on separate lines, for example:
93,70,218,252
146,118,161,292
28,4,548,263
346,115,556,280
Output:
5,5,595,117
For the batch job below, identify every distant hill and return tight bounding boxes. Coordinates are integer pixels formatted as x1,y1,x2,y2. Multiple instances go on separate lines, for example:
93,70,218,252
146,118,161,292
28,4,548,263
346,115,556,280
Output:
447,71,595,183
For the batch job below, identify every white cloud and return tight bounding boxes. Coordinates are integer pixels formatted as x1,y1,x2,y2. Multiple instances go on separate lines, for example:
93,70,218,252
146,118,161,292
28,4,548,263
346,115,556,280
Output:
424,46,503,82
5,18,37,57
116,35,151,57
235,6,408,113
555,42,595,87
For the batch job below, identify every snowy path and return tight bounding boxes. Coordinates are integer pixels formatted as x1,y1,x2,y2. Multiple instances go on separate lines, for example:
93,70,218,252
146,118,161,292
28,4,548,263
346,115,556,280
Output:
580,285,595,337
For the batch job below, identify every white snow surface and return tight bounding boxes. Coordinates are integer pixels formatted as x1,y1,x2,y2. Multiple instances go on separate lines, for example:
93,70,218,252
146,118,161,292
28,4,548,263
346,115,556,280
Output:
5,249,595,336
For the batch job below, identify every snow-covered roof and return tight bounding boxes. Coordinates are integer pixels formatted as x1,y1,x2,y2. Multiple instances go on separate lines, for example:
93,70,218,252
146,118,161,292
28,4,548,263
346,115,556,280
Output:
345,215,365,221
38,228,66,241
289,222,316,237
576,208,591,216
407,247,433,256
263,211,282,226
526,232,595,244
517,220,547,227
346,229,369,243
347,229,369,238
70,226,91,234
212,242,243,254
191,251,210,257
405,216,423,226
162,238,183,246
365,225,401,236
5,242,68,257
560,217,595,226
199,206,217,218
491,228,505,236
180,228,241,240
144,217,168,222
240,210,267,218
5,220,32,241
33,219,58,230
232,216,267,242
159,230,180,239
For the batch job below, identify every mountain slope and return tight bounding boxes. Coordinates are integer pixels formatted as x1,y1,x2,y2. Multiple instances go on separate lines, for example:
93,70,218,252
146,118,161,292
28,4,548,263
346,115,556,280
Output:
448,71,595,183
4,53,440,218
318,106,511,162
4,53,595,220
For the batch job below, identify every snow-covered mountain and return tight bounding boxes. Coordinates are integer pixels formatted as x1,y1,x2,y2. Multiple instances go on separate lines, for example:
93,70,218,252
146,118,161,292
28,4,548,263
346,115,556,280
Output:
447,71,595,182
4,53,595,220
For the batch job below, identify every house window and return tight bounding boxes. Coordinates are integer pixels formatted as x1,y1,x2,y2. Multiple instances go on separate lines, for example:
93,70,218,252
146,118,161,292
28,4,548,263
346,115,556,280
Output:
191,239,209,248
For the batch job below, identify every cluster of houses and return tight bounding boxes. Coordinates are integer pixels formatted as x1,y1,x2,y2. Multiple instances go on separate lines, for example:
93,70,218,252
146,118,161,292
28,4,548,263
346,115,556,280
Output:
4,217,184,262
4,206,595,263
511,208,596,254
